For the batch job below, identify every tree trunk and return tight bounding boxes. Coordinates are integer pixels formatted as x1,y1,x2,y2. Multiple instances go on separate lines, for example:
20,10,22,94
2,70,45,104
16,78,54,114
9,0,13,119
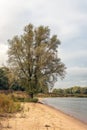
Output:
29,92,33,99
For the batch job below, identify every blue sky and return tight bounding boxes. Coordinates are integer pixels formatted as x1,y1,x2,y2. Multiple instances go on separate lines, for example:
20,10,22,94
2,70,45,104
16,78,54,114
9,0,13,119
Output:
0,0,87,88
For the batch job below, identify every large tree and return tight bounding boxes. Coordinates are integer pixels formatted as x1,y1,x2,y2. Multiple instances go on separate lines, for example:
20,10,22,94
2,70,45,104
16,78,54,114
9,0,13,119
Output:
8,24,66,98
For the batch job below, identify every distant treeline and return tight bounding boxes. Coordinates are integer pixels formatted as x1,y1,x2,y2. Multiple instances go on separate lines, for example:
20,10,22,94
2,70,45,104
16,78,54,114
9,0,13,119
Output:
37,86,87,98
52,86,87,97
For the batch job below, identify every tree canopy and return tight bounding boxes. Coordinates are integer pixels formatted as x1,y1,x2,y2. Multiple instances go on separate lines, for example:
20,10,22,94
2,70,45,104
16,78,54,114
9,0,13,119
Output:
8,24,66,98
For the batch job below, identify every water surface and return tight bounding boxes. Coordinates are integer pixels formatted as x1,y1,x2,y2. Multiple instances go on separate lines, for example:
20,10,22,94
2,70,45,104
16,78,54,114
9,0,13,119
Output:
42,98,87,123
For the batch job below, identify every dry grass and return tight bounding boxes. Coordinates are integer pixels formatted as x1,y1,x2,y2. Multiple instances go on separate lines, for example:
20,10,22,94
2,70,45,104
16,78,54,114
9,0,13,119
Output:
0,94,21,114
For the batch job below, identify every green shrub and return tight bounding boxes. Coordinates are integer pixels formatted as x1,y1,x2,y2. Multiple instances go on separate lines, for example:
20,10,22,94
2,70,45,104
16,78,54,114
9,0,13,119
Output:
11,95,38,103
28,98,38,103
21,97,38,103
12,96,25,102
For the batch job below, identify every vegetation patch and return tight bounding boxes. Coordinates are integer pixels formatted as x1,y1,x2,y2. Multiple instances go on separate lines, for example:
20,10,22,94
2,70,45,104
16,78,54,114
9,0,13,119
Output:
0,94,21,114
28,97,38,103
12,95,38,103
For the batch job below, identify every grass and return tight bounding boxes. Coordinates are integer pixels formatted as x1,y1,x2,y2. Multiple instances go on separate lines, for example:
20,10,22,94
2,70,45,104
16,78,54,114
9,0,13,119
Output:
0,94,21,114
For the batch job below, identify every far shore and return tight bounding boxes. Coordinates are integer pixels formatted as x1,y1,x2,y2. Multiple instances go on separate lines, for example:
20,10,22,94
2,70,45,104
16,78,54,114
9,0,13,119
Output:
1,102,87,130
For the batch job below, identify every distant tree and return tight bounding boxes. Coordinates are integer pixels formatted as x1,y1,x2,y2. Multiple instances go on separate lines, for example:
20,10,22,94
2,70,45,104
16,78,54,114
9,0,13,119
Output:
53,88,64,95
2,67,15,90
11,81,25,91
80,87,87,94
0,67,9,90
8,24,66,98
64,88,73,95
72,86,80,94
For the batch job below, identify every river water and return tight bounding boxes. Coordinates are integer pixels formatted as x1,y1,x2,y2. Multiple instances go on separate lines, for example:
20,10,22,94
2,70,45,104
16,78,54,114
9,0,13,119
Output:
42,97,87,123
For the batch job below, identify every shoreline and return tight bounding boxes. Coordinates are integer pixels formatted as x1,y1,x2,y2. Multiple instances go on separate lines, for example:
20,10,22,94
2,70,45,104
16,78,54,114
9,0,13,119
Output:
40,101,87,125
39,97,87,124
38,102,87,130
2,102,87,130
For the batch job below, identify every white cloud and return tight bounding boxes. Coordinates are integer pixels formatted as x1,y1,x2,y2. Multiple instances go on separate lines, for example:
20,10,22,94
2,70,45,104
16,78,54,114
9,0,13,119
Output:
67,67,87,76
59,49,87,62
55,79,87,88
55,65,87,88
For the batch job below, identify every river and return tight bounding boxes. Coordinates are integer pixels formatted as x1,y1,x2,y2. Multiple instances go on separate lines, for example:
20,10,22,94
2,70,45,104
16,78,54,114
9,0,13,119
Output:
42,97,87,123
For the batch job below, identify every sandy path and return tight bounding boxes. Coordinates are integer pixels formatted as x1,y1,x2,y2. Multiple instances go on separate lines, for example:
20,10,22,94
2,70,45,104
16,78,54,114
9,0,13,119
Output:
1,103,87,130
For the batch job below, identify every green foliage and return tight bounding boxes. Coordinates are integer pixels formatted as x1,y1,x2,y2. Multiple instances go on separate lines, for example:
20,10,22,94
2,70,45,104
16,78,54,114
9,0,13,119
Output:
0,67,25,91
53,88,64,95
11,81,25,91
81,87,87,94
38,85,48,93
52,86,87,97
8,23,66,98
28,97,38,103
12,96,25,102
71,86,80,94
11,93,38,103
0,68,9,90
0,94,21,113
12,96,38,103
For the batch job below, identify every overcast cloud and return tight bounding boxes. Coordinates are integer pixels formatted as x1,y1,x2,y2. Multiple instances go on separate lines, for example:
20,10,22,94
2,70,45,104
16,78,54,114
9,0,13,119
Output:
0,0,87,88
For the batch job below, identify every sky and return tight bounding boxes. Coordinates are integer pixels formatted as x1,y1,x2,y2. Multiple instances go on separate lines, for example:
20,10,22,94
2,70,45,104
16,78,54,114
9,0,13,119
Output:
0,0,87,88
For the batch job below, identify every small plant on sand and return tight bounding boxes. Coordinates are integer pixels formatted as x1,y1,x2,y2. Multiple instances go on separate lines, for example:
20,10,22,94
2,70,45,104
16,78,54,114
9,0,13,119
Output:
20,106,26,118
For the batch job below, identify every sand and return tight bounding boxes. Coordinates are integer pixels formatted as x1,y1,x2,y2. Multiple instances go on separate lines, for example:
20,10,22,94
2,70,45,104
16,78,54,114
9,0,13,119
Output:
1,102,87,130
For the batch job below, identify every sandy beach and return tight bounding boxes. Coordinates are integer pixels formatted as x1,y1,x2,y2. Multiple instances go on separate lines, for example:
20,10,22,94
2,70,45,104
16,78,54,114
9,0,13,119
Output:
1,102,87,130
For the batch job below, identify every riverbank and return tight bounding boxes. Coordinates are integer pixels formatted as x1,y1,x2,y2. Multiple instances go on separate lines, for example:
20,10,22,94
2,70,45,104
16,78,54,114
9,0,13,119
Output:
1,102,87,130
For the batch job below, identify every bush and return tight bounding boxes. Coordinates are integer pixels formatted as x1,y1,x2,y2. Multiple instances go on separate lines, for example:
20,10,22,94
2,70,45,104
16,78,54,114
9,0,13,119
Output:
11,95,38,103
12,96,25,102
29,98,38,103
0,94,21,113
21,97,38,103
